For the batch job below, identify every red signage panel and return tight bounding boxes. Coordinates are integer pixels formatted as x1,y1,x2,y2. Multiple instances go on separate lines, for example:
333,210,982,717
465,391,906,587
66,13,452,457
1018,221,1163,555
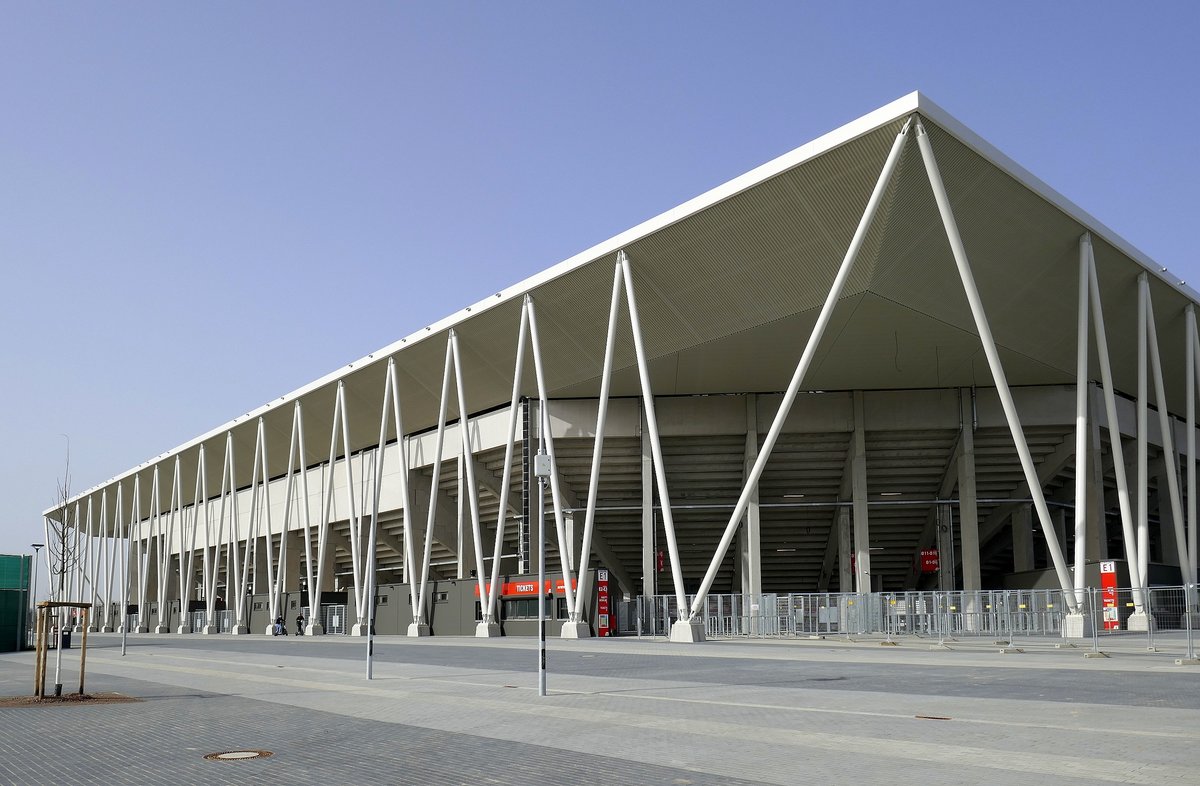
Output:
596,568,612,637
1100,561,1119,630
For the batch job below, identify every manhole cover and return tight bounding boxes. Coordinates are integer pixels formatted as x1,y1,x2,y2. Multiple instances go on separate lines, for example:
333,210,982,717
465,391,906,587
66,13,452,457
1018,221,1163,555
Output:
204,750,274,761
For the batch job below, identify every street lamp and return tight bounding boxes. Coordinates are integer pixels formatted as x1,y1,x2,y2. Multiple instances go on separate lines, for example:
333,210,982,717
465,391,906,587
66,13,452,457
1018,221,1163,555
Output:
30,543,44,616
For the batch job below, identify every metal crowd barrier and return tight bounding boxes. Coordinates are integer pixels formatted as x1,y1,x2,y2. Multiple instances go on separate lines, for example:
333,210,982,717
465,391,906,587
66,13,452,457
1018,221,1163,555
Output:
637,584,1198,657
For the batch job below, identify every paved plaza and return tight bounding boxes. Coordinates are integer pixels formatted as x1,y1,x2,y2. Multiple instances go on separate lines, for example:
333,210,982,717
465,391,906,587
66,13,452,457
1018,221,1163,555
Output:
1,631,1197,785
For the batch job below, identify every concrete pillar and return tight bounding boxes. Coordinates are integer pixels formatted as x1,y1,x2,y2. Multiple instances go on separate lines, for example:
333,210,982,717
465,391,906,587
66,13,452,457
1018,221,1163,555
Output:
1051,507,1067,564
837,507,853,593
641,404,655,599
958,392,981,593
1156,459,1180,568
254,535,270,595
935,503,956,592
741,394,762,600
282,530,303,592
456,453,467,580
1012,505,1035,573
1086,387,1108,562
851,392,871,593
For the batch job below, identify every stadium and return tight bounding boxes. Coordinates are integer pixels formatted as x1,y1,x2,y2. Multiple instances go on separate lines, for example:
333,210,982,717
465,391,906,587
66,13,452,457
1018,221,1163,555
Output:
44,92,1199,643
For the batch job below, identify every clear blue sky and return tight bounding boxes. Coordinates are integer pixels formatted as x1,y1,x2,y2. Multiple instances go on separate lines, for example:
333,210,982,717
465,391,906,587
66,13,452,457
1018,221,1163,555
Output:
3,4,1198,573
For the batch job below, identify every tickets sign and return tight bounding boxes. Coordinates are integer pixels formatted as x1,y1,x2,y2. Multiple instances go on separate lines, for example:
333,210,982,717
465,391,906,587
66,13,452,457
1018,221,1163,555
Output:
472,577,578,598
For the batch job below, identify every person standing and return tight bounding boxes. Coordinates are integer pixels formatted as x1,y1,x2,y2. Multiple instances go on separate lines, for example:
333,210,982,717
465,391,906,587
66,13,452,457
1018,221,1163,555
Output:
295,613,304,636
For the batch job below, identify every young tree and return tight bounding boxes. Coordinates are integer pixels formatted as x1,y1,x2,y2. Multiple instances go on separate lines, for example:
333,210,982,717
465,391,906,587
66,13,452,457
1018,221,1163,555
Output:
44,449,80,697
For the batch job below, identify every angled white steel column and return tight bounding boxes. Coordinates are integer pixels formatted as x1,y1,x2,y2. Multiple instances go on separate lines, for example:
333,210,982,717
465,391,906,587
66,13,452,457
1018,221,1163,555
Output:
278,403,303,630
619,251,689,629
157,460,179,632
365,446,380,678
128,475,145,633
1085,245,1143,604
289,401,319,635
1073,235,1091,602
119,477,135,638
915,118,1075,603
83,498,97,629
575,262,625,622
101,488,114,631
333,382,368,635
449,331,487,615
414,337,456,633
203,433,234,634
1144,285,1191,587
178,452,201,633
1136,274,1151,604
378,359,418,615
313,382,350,634
483,308,529,630
525,296,579,621
686,116,914,623
142,467,161,632
251,418,278,634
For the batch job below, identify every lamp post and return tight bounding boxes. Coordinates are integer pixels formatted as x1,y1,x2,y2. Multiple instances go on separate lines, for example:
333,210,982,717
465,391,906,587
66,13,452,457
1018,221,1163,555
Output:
30,543,43,618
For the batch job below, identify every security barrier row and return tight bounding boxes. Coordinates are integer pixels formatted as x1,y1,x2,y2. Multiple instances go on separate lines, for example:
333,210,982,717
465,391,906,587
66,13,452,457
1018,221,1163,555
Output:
636,584,1198,658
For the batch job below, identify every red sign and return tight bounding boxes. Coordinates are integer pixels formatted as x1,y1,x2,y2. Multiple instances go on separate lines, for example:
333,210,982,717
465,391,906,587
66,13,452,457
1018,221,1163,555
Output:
919,549,940,573
596,569,612,637
1100,561,1119,630
473,578,578,598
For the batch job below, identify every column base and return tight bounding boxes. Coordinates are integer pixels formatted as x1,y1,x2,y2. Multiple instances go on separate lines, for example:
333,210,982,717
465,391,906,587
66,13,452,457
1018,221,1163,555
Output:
1126,611,1156,632
1180,612,1200,629
154,625,171,634
72,625,83,633
134,625,150,633
559,620,591,639
305,623,324,636
669,619,706,643
407,622,430,637
230,626,250,635
87,626,99,633
100,626,113,633
349,623,368,636
176,625,190,634
200,625,219,635
1061,613,1093,639
475,622,501,638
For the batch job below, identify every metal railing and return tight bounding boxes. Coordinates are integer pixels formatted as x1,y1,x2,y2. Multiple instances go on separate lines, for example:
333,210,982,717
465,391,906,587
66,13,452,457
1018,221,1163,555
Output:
637,584,1198,657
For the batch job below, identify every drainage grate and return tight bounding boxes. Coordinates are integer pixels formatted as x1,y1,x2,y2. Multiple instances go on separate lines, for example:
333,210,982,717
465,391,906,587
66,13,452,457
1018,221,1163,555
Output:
204,750,274,762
